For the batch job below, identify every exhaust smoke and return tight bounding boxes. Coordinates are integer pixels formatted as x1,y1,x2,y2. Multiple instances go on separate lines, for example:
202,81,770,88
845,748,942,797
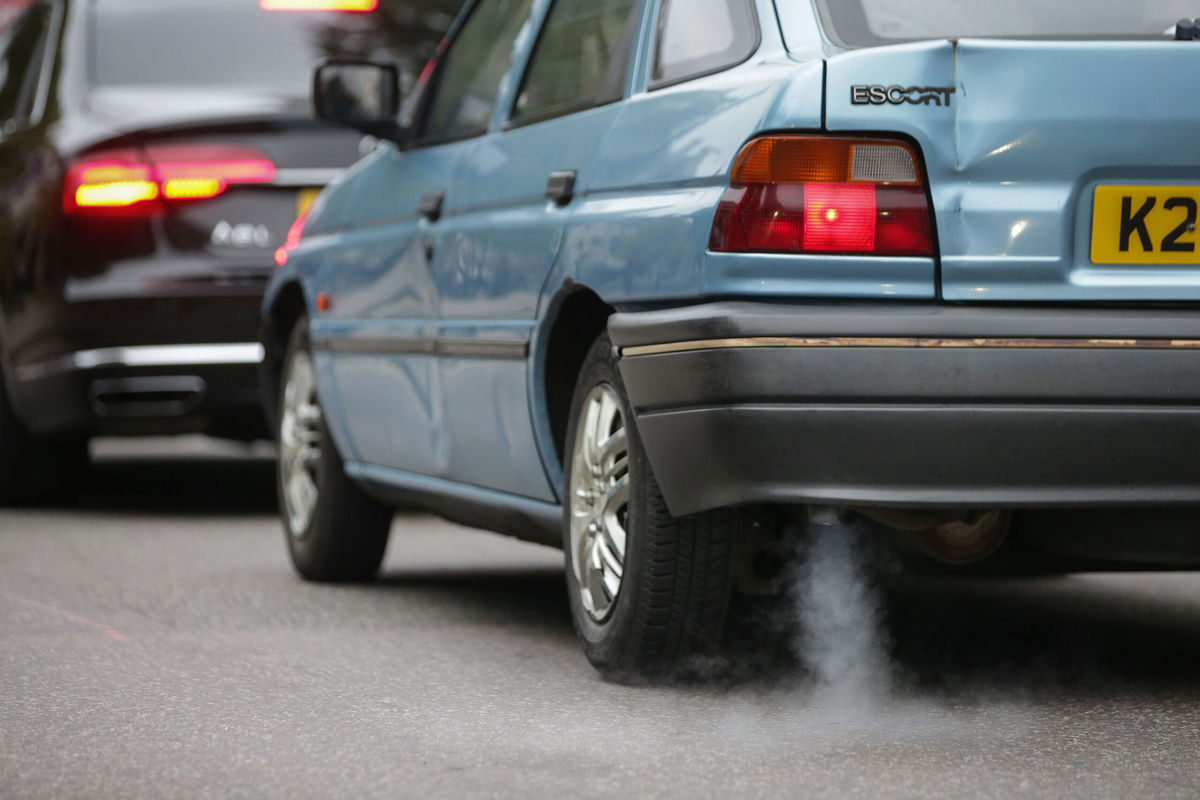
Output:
790,509,894,705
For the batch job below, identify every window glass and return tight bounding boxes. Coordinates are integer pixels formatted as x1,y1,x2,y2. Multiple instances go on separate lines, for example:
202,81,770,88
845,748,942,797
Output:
651,0,756,87
0,2,50,127
511,0,638,124
421,0,533,143
93,0,458,99
810,0,1200,46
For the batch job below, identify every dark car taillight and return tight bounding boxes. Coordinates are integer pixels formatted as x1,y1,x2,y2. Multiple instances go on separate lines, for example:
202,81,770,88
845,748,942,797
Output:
709,135,935,257
64,144,276,217
259,0,378,10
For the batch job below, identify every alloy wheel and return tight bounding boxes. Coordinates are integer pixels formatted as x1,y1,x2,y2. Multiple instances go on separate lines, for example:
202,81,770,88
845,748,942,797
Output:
279,349,323,537
569,383,631,622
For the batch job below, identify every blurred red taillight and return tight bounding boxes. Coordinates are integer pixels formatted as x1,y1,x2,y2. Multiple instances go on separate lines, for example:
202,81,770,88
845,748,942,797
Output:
709,135,934,257
64,150,159,213
274,207,311,267
64,144,276,216
259,0,378,10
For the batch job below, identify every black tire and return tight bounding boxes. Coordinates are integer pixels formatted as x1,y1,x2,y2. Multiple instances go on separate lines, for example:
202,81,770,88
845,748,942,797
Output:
0,374,88,506
563,333,740,681
277,319,392,582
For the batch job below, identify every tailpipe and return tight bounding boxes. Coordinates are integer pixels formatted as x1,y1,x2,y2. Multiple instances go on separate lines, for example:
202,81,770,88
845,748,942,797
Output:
853,508,1012,566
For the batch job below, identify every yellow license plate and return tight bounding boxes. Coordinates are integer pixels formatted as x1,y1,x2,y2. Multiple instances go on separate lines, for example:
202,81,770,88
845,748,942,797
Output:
1092,185,1200,264
296,187,321,217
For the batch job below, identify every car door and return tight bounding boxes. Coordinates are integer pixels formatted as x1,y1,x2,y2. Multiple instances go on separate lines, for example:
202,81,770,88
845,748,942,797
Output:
433,0,643,501
316,0,532,476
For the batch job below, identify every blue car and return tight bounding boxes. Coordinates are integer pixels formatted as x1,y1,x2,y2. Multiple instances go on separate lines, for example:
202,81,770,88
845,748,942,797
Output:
261,0,1200,678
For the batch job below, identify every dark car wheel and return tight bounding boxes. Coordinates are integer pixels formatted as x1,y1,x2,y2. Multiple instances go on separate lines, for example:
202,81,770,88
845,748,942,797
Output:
278,319,392,582
564,334,740,681
0,376,88,506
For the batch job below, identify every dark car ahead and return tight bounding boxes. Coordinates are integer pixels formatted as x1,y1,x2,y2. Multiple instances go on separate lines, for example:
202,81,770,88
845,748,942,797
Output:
0,0,457,502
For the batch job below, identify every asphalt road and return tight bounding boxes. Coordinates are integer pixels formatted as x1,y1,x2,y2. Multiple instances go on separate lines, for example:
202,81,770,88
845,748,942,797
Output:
3,438,1200,799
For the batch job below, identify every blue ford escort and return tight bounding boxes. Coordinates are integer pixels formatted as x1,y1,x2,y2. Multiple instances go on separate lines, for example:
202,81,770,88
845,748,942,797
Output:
260,0,1200,678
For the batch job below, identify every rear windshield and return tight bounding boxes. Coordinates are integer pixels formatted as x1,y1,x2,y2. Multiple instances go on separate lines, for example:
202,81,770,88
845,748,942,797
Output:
811,0,1200,47
92,0,460,98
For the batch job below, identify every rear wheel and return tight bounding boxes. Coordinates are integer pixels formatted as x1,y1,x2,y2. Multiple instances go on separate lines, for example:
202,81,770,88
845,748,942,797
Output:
564,334,742,681
0,375,88,506
278,319,392,582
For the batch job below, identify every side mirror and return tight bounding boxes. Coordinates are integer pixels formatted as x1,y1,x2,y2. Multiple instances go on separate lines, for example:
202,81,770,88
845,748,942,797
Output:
313,60,403,140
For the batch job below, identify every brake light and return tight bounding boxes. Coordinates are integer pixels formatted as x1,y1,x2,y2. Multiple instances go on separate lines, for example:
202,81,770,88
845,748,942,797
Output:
259,0,378,10
274,207,311,267
64,144,276,216
71,158,159,208
709,135,934,257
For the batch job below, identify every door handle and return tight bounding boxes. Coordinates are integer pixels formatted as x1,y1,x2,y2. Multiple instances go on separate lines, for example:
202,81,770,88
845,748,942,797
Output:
418,189,445,222
545,171,577,206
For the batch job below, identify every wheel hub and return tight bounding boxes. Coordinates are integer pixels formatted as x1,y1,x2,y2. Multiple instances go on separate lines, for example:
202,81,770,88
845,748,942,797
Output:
568,383,630,623
279,350,323,537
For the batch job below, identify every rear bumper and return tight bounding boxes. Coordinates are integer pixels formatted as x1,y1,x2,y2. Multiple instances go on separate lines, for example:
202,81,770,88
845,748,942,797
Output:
610,302,1200,516
11,343,267,439
4,285,270,439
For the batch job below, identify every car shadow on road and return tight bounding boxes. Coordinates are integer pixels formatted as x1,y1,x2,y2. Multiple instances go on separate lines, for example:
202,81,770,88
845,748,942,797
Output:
881,572,1200,698
74,453,279,517
371,561,1200,697
704,569,1200,698
371,567,575,643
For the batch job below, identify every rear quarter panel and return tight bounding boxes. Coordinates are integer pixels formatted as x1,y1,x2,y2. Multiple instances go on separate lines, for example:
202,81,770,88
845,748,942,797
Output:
547,0,936,309
553,33,825,307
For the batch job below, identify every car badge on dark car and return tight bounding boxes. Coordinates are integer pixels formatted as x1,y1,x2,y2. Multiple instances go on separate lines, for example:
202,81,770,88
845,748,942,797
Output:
851,85,956,107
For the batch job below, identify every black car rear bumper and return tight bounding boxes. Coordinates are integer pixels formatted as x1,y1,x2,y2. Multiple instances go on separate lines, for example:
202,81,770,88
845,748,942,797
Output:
3,285,271,440
10,342,266,439
610,302,1200,516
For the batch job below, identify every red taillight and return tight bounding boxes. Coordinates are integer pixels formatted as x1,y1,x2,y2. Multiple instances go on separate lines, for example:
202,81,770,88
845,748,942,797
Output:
709,135,934,257
64,144,276,216
259,0,378,10
274,207,311,267
803,183,876,252
63,149,159,214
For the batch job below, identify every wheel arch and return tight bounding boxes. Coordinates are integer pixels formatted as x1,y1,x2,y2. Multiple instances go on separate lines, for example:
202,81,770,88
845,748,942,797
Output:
531,284,615,500
259,280,309,429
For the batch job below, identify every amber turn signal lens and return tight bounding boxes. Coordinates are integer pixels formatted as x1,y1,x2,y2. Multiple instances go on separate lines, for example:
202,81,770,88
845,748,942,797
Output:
731,136,922,186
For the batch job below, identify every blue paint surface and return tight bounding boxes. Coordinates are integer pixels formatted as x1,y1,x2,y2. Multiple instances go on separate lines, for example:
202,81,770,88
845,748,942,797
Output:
265,0,1188,511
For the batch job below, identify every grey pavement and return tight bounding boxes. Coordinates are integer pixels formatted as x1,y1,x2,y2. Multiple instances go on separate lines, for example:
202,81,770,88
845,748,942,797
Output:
2,437,1199,799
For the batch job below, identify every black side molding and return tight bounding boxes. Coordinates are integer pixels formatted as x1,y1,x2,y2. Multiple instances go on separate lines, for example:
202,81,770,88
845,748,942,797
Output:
608,301,1200,349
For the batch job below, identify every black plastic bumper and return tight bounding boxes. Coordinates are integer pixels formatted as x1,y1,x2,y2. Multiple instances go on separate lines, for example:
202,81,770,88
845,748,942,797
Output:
610,302,1200,516
13,360,266,440
5,292,268,440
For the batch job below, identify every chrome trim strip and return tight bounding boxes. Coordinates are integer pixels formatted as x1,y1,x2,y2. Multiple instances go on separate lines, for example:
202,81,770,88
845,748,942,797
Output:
312,336,528,359
271,168,343,187
16,343,264,382
622,336,1200,358
436,338,529,359
316,338,437,356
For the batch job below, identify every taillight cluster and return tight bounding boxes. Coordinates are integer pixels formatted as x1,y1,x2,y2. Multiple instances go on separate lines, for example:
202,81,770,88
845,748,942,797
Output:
64,144,276,217
709,135,934,257
259,0,378,10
